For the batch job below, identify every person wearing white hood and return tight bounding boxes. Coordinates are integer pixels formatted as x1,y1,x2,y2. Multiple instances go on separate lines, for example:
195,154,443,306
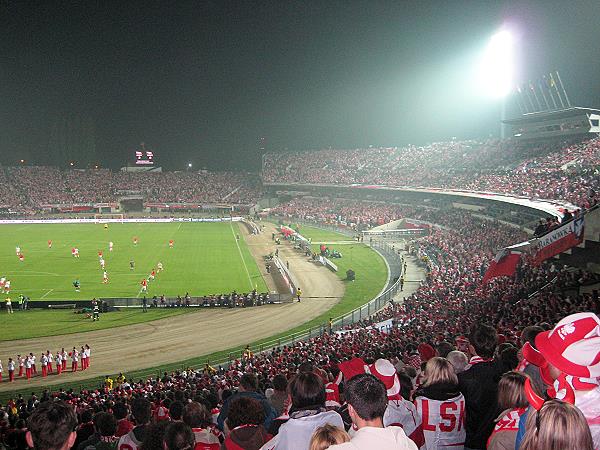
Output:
516,312,600,450
329,373,417,450
261,372,343,450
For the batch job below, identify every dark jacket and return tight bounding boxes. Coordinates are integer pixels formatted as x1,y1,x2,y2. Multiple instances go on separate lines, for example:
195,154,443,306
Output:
217,391,277,432
458,360,503,449
222,425,271,450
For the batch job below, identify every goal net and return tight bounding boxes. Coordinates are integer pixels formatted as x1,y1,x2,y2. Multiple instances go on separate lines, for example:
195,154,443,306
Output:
94,213,125,223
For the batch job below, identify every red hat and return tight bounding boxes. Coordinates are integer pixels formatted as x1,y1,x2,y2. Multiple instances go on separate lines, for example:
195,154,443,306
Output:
338,357,368,381
535,312,600,378
366,359,401,400
417,343,436,362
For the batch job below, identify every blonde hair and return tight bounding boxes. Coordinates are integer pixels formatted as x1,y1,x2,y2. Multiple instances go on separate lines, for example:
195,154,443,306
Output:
309,424,350,450
422,357,458,387
521,400,593,450
497,371,529,411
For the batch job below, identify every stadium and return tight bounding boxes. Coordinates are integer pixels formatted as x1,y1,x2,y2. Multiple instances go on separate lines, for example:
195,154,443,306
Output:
1,2,600,450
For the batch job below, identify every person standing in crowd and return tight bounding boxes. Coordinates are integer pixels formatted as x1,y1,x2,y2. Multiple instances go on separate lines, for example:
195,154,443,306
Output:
71,347,79,372
8,357,15,382
163,422,195,450
17,354,23,377
25,354,33,379
85,344,92,369
80,411,119,450
520,400,593,450
309,424,350,450
262,372,344,450
515,312,600,449
517,326,546,394
368,359,424,448
458,324,503,450
267,374,288,417
414,357,465,449
329,374,417,450
41,352,48,377
56,350,63,375
118,398,152,450
113,402,134,438
26,401,78,450
47,350,54,374
487,371,530,450
222,397,271,450
217,373,276,432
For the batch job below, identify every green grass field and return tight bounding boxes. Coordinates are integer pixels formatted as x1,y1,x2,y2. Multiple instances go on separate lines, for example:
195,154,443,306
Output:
0,221,266,301
0,308,192,341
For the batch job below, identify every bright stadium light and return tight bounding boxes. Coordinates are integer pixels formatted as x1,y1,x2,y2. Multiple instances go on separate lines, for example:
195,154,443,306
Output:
477,30,514,98
188,162,192,168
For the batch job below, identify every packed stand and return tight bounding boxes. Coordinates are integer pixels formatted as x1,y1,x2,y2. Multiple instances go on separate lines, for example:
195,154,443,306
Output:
0,167,29,212
263,137,600,208
3,168,263,211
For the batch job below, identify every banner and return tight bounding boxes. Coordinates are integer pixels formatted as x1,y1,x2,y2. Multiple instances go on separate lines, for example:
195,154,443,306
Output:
532,217,584,265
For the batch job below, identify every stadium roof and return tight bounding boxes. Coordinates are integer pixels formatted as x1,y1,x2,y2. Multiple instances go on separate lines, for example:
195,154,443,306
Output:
502,107,600,125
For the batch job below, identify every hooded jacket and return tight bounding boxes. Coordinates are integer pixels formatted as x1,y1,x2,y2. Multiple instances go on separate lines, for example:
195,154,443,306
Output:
414,383,466,450
223,425,271,450
260,409,343,450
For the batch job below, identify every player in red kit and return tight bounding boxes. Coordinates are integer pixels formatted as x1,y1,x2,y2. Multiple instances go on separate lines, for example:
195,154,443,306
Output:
48,240,52,248
141,278,148,293
169,239,174,248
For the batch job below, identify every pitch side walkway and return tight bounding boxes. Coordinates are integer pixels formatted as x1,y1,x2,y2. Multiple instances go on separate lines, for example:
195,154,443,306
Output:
390,249,425,304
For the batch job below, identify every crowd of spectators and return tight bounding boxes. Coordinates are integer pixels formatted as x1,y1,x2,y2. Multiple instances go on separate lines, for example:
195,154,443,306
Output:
2,197,599,449
0,167,262,210
263,137,600,208
269,197,410,229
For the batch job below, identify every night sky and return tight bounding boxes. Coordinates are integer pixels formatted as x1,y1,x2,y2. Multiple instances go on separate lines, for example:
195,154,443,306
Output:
1,0,599,171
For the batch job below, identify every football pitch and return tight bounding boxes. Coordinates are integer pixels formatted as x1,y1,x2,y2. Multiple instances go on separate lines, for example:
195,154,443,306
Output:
0,221,267,301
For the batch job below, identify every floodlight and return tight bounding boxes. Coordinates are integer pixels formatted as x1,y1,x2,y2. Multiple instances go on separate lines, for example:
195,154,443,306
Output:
477,30,514,98
188,163,192,168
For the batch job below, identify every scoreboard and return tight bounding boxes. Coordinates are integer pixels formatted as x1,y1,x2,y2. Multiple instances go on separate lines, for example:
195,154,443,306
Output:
134,143,155,166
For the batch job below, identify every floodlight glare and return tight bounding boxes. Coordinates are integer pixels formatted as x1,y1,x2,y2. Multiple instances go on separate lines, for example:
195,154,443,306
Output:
477,30,514,98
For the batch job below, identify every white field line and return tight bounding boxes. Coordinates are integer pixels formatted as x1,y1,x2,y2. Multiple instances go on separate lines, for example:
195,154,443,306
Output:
230,222,254,290
40,289,54,299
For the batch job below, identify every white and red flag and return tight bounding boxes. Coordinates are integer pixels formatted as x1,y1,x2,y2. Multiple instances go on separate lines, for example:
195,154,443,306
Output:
483,248,522,283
